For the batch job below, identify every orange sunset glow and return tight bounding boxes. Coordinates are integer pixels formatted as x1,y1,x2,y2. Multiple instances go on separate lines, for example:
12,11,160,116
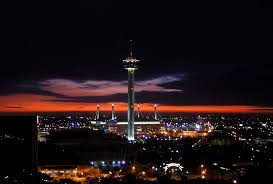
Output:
1,94,273,114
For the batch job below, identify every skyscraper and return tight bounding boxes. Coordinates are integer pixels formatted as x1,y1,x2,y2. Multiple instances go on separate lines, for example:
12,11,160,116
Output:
123,43,139,141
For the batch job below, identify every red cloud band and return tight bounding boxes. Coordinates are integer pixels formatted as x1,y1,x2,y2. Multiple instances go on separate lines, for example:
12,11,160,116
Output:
0,94,273,113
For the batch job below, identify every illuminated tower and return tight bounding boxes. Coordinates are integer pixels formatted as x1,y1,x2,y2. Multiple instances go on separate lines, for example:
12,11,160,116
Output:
111,104,115,120
123,42,140,141
137,104,140,119
96,104,100,120
154,104,158,120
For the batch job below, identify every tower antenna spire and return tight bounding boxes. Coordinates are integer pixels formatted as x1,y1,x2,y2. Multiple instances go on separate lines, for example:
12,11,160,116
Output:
129,39,133,58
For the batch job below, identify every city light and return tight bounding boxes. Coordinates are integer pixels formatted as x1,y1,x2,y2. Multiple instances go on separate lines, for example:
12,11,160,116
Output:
2,2,273,184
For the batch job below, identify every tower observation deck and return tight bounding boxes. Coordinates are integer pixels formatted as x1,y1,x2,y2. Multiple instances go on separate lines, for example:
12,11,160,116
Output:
123,42,140,141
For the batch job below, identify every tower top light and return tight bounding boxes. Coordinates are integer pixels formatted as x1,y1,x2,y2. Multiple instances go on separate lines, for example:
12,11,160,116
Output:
123,40,139,69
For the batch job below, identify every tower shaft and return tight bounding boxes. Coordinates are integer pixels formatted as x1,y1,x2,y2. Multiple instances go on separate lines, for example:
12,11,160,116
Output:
123,41,139,141
127,68,135,141
111,104,115,120
154,105,157,120
137,105,140,118
96,105,100,120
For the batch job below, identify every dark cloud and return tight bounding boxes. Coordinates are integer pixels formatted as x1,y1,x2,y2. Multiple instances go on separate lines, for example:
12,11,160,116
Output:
4,106,24,109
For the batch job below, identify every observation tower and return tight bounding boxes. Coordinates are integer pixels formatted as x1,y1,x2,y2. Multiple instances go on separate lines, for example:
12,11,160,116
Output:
123,41,140,141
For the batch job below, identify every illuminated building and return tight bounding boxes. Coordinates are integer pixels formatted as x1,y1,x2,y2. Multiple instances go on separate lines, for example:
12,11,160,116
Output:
104,104,164,136
123,41,139,141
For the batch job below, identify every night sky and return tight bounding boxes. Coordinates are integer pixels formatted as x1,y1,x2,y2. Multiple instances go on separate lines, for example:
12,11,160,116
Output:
1,1,273,113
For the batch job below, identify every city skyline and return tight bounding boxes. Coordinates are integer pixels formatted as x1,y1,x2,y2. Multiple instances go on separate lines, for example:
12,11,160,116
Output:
1,1,273,184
